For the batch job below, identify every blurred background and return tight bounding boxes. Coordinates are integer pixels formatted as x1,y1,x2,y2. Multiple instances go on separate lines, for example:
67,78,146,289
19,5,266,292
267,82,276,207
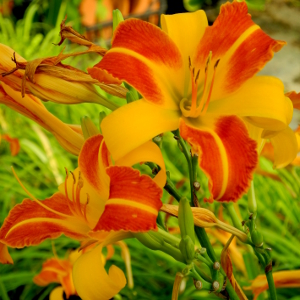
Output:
1,0,300,299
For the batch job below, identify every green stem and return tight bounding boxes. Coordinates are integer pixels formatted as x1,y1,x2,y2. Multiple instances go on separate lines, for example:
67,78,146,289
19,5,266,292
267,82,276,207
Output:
248,181,257,218
266,269,278,300
164,178,182,202
224,279,241,300
158,228,180,248
223,203,244,232
173,130,194,204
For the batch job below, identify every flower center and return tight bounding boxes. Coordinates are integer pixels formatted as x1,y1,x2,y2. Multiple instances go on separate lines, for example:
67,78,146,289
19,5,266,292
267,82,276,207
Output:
180,52,220,118
64,168,89,223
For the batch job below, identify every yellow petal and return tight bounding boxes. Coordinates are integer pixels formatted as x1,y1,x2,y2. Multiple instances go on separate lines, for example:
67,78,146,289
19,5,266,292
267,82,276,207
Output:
269,126,298,169
208,76,293,131
49,286,64,300
73,245,126,300
115,140,166,188
101,100,180,161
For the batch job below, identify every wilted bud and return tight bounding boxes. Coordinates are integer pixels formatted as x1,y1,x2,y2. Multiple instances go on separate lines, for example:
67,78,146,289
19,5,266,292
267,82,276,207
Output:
172,273,184,300
0,43,120,110
113,9,124,32
135,231,164,250
179,236,195,264
178,197,195,243
81,116,100,139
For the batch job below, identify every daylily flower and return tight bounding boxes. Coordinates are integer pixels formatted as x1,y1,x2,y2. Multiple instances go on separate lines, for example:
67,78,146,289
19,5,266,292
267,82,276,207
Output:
89,1,294,203
0,82,84,155
34,242,132,300
244,270,300,300
0,134,165,297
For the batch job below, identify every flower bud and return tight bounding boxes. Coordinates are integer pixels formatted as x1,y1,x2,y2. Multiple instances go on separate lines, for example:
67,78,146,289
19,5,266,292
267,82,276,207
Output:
135,231,164,250
113,9,124,32
251,230,264,247
81,116,99,139
179,236,195,264
178,197,195,243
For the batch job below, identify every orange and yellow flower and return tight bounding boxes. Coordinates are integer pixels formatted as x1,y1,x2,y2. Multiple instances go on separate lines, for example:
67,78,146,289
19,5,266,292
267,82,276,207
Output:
89,1,294,203
0,133,165,258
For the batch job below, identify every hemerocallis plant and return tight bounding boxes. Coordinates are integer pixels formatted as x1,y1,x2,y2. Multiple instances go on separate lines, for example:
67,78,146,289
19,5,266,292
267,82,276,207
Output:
0,134,165,298
89,0,296,203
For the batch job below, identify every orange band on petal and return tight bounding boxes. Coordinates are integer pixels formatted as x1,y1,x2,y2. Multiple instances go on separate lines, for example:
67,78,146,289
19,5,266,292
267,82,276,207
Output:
93,166,162,232
0,194,89,248
89,52,164,105
180,116,257,202
112,19,182,69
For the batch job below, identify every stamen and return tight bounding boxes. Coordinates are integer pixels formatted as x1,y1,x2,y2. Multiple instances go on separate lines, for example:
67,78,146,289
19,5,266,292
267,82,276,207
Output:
83,193,90,222
64,168,77,216
70,171,76,203
11,167,69,218
195,69,200,83
201,58,220,115
75,171,84,217
188,56,191,69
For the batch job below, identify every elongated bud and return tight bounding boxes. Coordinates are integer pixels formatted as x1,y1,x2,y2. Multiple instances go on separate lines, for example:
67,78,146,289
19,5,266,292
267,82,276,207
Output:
178,197,195,243
179,236,195,264
113,9,124,32
172,273,184,300
251,230,264,247
81,116,99,139
135,231,164,250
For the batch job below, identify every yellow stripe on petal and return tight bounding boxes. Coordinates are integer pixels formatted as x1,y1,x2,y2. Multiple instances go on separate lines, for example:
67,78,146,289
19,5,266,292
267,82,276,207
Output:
101,100,180,161
105,199,158,216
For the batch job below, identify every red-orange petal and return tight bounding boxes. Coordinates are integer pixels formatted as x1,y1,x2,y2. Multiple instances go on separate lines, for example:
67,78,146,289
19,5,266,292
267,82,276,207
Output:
0,242,13,264
180,116,257,202
194,1,285,95
94,166,162,232
286,91,300,109
0,193,89,248
88,19,182,109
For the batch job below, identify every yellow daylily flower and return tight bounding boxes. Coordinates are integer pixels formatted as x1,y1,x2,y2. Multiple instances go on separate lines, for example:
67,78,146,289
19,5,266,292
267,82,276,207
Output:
89,1,293,203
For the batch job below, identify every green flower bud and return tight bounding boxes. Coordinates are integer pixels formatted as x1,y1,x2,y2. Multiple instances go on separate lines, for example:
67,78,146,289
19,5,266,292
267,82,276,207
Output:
81,116,99,139
179,236,195,264
113,9,124,32
178,197,195,243
251,229,264,247
135,231,164,250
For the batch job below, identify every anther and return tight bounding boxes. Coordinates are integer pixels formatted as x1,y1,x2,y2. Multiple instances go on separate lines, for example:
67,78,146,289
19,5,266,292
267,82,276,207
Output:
192,67,195,78
195,69,200,83
70,171,76,184
214,59,220,69
64,167,69,178
188,56,191,69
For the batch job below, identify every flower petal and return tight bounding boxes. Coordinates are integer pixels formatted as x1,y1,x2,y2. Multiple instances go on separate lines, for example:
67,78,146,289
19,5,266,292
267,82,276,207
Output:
286,91,300,109
269,127,298,169
94,166,162,232
49,287,64,300
0,242,13,264
115,140,166,188
194,2,285,95
73,245,126,300
207,76,293,131
180,116,257,202
88,19,183,109
0,193,89,248
101,99,180,161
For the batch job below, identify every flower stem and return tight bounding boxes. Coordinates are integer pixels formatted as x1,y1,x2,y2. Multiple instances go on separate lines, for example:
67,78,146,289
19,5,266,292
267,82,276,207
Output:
223,203,244,232
266,268,277,300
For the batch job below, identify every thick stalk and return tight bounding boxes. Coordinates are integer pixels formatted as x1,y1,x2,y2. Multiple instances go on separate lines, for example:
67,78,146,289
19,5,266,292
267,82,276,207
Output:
266,269,278,300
